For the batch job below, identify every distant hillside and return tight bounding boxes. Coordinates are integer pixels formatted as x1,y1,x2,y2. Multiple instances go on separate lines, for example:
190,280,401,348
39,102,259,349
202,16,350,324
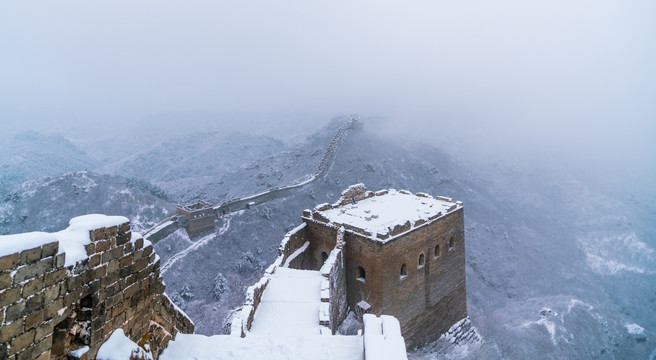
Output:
97,119,347,203
0,131,98,193
0,171,174,235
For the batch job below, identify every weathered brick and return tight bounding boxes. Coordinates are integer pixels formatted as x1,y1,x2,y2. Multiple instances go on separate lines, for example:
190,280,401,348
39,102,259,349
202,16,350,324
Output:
106,225,118,238
0,272,11,289
105,292,122,308
101,247,123,264
118,222,130,234
123,283,138,299
85,242,96,256
0,287,20,307
32,334,51,358
119,254,134,268
133,258,148,273
34,320,53,342
21,275,43,298
5,301,26,323
116,232,130,246
35,350,51,360
91,313,106,329
119,265,132,278
43,283,61,303
24,308,45,330
88,253,101,268
54,253,65,268
90,329,105,345
123,274,136,287
13,258,53,284
95,240,111,253
107,261,119,275
111,301,129,317
25,292,44,312
44,298,64,319
143,245,153,257
100,271,119,288
0,253,19,271
0,318,22,342
135,238,144,250
18,247,41,265
92,228,106,242
123,241,134,253
43,268,66,287
41,242,58,258
15,344,34,360
10,328,34,353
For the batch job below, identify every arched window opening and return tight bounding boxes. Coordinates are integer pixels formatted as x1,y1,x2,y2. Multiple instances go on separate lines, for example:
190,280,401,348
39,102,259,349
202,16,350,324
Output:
400,264,407,279
434,244,440,258
418,253,425,268
357,266,366,282
449,237,455,250
321,251,329,264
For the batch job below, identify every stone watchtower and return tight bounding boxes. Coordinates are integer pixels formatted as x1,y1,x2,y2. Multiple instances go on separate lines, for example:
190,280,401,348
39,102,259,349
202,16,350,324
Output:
301,184,467,347
176,200,216,237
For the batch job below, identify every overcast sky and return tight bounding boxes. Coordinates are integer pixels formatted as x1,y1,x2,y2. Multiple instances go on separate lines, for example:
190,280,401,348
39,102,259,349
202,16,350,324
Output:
1,1,654,186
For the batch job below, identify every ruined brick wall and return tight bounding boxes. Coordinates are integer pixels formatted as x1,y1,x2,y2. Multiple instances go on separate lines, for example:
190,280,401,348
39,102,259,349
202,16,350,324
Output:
0,219,194,360
0,240,65,360
319,246,347,334
379,208,466,348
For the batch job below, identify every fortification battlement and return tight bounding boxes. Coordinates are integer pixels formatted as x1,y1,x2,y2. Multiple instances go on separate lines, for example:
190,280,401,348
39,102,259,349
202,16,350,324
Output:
176,200,213,215
302,184,463,242
0,215,193,360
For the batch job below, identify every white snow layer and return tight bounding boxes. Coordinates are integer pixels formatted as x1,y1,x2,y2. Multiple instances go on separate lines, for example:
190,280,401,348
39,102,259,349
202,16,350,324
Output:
56,214,129,267
249,267,324,336
161,333,363,360
0,214,128,267
319,190,456,239
96,328,152,360
625,323,645,336
0,231,57,258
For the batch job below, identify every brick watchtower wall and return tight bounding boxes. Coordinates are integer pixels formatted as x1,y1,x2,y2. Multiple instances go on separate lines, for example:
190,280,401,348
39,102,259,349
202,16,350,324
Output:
379,208,466,348
176,201,216,237
301,185,468,349
0,216,194,360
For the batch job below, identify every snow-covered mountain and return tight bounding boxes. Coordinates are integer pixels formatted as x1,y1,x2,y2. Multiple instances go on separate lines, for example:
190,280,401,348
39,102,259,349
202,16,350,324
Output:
2,116,654,359
0,171,174,235
0,131,99,194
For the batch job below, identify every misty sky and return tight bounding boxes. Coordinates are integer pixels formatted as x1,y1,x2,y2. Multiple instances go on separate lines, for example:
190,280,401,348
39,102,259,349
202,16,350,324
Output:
1,1,654,185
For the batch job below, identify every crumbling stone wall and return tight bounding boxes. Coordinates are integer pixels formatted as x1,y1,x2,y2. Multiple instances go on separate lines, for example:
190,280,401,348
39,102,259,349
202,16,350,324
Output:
0,219,193,360
319,243,347,334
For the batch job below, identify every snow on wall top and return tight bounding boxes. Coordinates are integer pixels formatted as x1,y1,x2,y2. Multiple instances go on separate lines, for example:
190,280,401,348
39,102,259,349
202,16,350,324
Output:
310,187,461,242
0,231,57,258
0,214,129,266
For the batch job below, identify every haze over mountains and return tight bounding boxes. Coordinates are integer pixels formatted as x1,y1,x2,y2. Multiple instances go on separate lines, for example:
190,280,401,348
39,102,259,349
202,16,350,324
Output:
1,116,653,359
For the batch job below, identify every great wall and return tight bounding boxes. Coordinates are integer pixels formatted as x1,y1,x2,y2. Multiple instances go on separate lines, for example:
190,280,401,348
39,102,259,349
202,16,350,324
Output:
142,118,362,243
0,117,473,359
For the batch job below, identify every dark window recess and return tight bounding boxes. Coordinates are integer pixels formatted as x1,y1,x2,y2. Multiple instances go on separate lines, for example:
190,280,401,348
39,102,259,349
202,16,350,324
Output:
358,266,366,281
